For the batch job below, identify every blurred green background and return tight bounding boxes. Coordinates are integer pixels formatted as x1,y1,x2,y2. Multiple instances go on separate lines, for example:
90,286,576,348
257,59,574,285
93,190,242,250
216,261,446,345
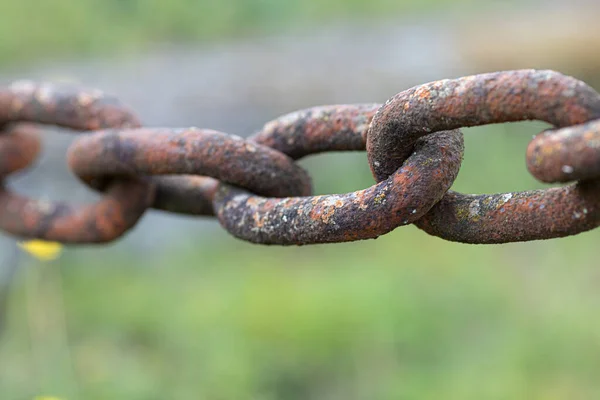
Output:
1,1,600,399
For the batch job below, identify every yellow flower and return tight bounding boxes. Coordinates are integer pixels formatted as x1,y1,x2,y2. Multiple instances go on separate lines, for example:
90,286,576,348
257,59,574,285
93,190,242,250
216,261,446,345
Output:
34,397,65,400
18,240,63,262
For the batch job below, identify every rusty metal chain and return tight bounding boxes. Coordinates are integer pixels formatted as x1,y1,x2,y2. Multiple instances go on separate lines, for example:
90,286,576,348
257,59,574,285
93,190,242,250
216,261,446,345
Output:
0,69,599,246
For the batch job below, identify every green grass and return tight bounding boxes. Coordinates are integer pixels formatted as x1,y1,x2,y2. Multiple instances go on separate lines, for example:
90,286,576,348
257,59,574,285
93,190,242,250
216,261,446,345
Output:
0,0,504,67
2,226,600,399
1,123,600,399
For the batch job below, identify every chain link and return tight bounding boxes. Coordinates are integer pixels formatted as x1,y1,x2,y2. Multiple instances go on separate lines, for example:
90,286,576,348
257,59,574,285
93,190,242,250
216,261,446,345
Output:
0,81,152,243
0,69,598,245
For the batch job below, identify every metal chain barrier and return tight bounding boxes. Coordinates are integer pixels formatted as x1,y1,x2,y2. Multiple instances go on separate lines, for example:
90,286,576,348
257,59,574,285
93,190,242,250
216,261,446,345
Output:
0,69,598,246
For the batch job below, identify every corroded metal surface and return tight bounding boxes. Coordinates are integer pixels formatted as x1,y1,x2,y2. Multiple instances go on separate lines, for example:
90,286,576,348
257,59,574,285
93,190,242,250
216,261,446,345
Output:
0,180,152,243
0,124,41,175
150,176,218,216
250,104,381,159
214,130,463,245
2,70,600,246
67,128,313,215
527,119,600,183
0,82,153,243
367,69,600,181
416,183,600,244
0,81,141,131
367,69,600,243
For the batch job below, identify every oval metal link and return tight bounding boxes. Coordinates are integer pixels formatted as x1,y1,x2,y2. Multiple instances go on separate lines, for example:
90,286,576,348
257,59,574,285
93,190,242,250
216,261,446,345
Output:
213,105,464,245
0,82,153,243
0,123,41,175
415,183,600,244
527,119,600,183
67,127,313,216
3,70,599,246
367,69,600,243
250,104,381,159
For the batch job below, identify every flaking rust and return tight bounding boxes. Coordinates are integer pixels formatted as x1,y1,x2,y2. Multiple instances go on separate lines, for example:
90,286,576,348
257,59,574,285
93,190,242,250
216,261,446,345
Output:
250,104,381,159
2,70,600,246
367,69,600,181
68,127,313,216
527,119,600,183
214,130,464,245
416,184,600,244
367,69,600,243
0,81,141,130
0,82,153,243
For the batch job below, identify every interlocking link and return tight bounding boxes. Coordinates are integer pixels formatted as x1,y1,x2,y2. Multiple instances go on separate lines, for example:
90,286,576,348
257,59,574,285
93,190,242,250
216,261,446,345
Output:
367,70,600,243
0,123,41,176
527,119,600,183
67,128,312,216
249,104,381,159
214,106,463,244
0,82,153,243
0,69,599,246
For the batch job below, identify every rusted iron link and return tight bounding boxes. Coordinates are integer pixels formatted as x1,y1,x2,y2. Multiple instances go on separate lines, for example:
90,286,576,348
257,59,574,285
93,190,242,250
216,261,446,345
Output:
527,119,600,183
0,82,153,243
213,105,464,244
148,176,219,216
2,69,600,246
367,69,600,243
249,104,381,159
67,128,313,216
0,123,41,176
0,80,141,131
417,184,600,244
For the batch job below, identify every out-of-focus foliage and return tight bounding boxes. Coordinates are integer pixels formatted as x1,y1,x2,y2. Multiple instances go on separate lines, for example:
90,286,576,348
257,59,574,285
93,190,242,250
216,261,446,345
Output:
0,0,505,66
2,221,599,399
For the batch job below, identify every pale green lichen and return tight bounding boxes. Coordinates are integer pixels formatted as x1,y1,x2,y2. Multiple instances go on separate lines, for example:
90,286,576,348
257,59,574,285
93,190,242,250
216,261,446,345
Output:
373,192,386,205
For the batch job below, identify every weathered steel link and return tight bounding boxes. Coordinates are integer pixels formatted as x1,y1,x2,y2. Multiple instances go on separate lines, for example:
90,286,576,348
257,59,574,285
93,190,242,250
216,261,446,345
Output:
0,123,41,175
250,104,381,159
367,69,600,244
213,105,464,244
0,69,599,246
527,119,600,183
0,81,141,131
0,82,153,243
148,175,218,216
367,70,600,181
415,183,600,244
67,127,313,215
